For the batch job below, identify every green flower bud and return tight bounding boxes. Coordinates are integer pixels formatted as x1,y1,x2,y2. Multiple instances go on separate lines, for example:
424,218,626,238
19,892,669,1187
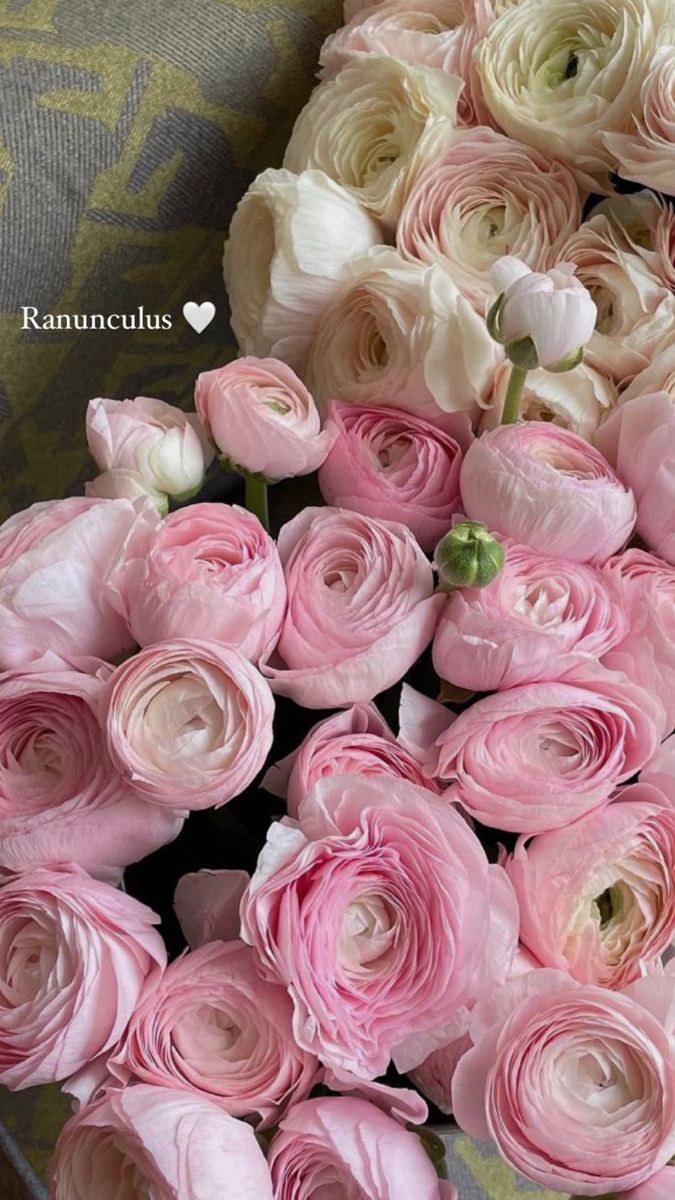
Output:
435,522,505,591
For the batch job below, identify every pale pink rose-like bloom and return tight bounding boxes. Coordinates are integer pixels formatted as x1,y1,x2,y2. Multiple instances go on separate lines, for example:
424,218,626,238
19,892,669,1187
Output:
453,969,675,1196
481,358,617,440
269,1096,451,1200
102,639,275,810
174,869,250,948
460,423,636,564
260,507,444,709
49,1083,274,1200
320,0,494,126
491,257,598,368
0,496,158,671
263,702,442,819
305,247,499,420
104,503,286,664
595,392,675,567
0,663,183,880
318,403,470,552
623,344,675,404
85,467,168,514
433,540,626,692
562,214,675,384
594,190,675,294
108,940,318,1127
196,357,334,482
642,733,675,806
86,395,213,499
0,865,166,1090
241,773,518,1079
398,129,581,313
605,46,675,195
601,549,675,733
508,789,675,989
430,664,665,833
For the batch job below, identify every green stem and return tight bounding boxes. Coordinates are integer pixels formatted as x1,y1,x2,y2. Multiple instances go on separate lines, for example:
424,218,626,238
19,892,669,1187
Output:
501,365,528,425
245,473,270,532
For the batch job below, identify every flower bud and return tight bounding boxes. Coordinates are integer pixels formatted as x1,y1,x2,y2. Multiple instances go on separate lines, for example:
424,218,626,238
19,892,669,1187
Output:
435,522,505,590
488,255,597,371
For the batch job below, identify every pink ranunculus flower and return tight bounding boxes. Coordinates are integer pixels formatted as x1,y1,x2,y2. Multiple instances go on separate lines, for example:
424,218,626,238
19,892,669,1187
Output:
101,639,275,810
460,423,636,564
623,344,675,405
605,46,675,196
642,733,675,806
433,540,626,692
241,773,518,1079
508,789,675,988
491,256,598,369
0,865,166,1090
452,970,675,1196
0,662,184,880
49,1083,274,1200
108,940,318,1127
104,503,286,664
195,357,335,482
595,392,675,567
262,702,441,819
601,549,675,734
318,403,470,552
268,1096,449,1200
86,395,213,499
431,665,665,834
259,507,444,709
0,496,158,670
319,0,494,126
397,129,581,313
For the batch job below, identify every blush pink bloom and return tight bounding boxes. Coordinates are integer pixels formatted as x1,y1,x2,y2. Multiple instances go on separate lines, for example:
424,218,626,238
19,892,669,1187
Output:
108,940,318,1127
318,403,469,552
601,549,675,734
491,257,598,369
433,540,626,692
0,663,183,880
101,639,275,810
431,665,665,833
259,507,444,708
605,46,675,195
508,789,675,988
269,1096,450,1200
195,357,335,482
460,423,636,564
241,773,518,1079
0,865,166,1090
452,970,675,1196
641,734,675,806
104,503,286,664
263,702,441,819
49,1083,274,1200
595,392,675,567
86,395,213,500
0,496,157,670
319,0,494,126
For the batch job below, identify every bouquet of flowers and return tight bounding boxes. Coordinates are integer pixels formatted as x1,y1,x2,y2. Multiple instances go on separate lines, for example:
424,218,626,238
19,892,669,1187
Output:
1,2,675,1198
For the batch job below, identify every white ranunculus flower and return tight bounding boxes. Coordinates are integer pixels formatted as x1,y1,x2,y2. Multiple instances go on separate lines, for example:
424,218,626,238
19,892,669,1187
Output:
223,169,381,372
305,246,499,418
622,343,675,402
397,126,581,312
593,190,675,291
561,212,675,383
283,56,461,230
477,0,674,192
320,0,495,126
480,359,618,439
605,46,675,195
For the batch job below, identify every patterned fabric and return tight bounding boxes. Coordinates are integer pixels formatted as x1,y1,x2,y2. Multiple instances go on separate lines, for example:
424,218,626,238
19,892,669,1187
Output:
0,4,570,1198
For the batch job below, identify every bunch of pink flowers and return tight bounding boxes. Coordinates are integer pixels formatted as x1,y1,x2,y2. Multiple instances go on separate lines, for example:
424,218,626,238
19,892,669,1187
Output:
2,2,675,1198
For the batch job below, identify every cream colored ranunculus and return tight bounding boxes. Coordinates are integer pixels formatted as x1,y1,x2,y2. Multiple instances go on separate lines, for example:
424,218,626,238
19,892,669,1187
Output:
223,169,381,372
594,190,675,291
561,211,675,383
283,56,462,230
481,359,618,439
305,246,499,419
477,0,675,192
622,343,675,402
605,45,675,194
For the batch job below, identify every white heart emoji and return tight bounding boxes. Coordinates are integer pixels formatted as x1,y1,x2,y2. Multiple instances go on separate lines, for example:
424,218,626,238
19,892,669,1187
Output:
183,301,216,334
